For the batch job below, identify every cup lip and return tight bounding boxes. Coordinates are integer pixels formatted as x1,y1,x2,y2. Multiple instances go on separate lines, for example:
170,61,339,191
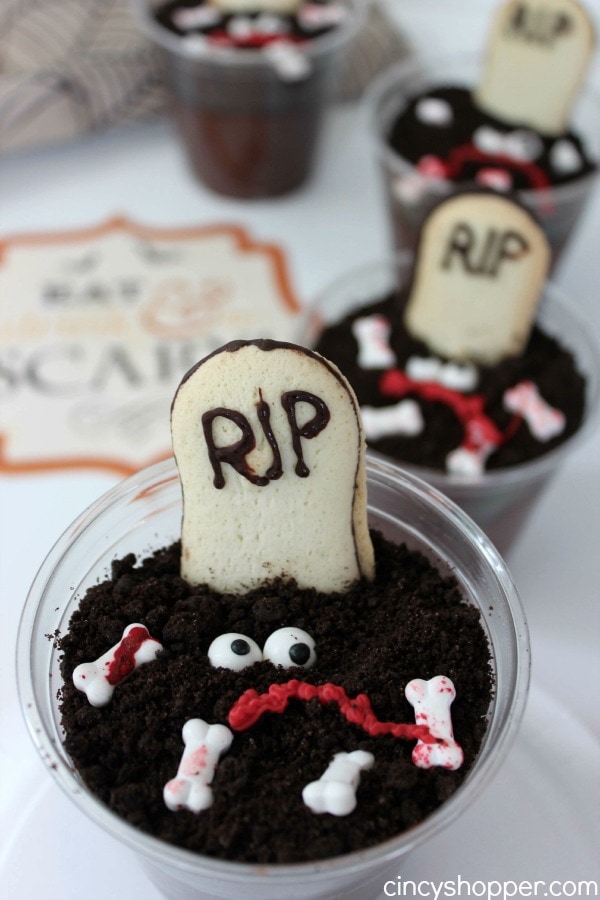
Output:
129,0,368,68
16,452,530,884
364,52,600,205
305,254,600,493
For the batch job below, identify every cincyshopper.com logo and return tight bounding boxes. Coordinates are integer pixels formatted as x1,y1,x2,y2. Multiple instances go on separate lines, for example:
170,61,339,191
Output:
383,879,599,900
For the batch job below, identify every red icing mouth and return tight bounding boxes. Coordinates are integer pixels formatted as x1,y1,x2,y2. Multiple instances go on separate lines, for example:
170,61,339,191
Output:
434,143,552,194
207,31,307,49
228,678,437,744
379,368,522,455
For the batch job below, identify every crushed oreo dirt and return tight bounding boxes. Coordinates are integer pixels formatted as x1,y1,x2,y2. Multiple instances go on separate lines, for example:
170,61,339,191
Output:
58,531,493,864
314,291,586,473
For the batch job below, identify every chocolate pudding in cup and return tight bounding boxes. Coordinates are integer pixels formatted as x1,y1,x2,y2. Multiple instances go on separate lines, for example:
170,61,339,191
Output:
305,256,600,555
131,0,365,198
366,51,600,267
17,448,529,900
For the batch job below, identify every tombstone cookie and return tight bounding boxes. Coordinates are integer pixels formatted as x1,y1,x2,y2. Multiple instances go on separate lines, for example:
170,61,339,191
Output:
475,0,596,135
403,191,551,364
171,339,374,593
312,186,587,488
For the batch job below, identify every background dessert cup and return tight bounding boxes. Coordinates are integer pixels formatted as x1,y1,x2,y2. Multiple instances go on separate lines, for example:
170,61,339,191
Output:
366,55,600,268
302,257,600,555
130,0,365,199
17,454,529,900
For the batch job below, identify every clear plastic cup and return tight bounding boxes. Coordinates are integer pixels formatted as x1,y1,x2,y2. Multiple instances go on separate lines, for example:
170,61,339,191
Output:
130,0,366,198
366,55,600,268
302,257,600,555
17,454,529,900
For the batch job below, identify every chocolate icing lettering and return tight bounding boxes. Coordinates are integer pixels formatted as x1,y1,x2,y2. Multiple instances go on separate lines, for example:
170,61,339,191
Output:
203,391,330,487
505,4,572,46
281,391,331,477
257,391,284,482
441,223,477,273
441,223,529,277
202,407,270,489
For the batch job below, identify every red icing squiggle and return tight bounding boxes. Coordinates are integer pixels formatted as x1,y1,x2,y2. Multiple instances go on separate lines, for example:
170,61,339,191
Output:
208,31,307,49
446,145,552,193
418,144,551,190
417,144,554,214
228,679,436,743
379,368,521,455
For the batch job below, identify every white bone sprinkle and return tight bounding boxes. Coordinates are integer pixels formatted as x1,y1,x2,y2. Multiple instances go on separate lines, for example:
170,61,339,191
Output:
164,719,233,813
475,168,513,191
173,5,222,30
212,0,300,13
550,138,582,174
405,676,463,770
473,125,505,156
503,380,566,440
415,97,453,127
263,42,311,80
302,750,374,816
72,623,163,708
504,129,543,162
361,401,424,441
406,356,478,392
299,2,346,30
352,315,396,369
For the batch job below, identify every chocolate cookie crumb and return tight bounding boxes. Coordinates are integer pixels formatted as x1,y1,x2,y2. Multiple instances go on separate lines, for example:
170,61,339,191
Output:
59,532,493,864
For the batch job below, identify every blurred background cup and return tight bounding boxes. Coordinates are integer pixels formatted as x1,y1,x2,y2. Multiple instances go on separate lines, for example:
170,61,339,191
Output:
17,454,529,900
130,0,367,199
366,55,600,269
301,256,600,556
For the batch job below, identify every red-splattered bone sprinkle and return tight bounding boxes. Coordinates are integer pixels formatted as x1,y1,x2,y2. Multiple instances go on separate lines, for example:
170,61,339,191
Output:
228,679,436,743
72,623,163,707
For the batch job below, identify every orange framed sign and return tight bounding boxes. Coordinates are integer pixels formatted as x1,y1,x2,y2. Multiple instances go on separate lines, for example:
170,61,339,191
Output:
0,217,302,476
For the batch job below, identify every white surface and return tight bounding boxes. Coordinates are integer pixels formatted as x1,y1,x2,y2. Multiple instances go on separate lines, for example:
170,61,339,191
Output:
1,36,599,900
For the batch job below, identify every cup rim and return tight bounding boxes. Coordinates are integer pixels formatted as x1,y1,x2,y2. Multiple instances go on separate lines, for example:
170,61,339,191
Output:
363,53,600,205
305,254,600,493
129,0,368,68
16,453,530,884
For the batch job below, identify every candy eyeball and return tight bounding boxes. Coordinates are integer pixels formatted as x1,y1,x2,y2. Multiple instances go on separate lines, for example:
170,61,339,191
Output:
473,125,504,156
263,627,316,669
415,97,453,127
208,633,263,671
255,12,289,34
504,129,543,162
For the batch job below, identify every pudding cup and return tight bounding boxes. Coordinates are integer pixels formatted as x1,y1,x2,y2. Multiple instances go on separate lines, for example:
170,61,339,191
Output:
302,257,600,555
366,55,600,268
17,454,529,900
130,0,365,199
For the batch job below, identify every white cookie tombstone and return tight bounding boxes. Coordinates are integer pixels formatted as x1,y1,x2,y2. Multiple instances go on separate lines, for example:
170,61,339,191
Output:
171,340,374,593
475,0,596,135
403,192,551,364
